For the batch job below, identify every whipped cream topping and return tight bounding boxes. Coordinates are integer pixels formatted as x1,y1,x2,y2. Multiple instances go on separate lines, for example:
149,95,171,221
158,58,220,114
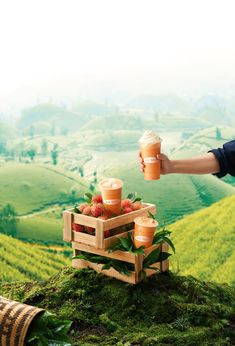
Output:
138,130,161,147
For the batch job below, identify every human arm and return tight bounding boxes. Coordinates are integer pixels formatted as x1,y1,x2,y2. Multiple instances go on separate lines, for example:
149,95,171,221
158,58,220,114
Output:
139,152,220,175
139,140,235,177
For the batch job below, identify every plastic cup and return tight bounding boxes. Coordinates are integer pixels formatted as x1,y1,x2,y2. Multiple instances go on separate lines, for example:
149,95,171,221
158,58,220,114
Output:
140,141,161,180
134,216,158,248
99,178,123,215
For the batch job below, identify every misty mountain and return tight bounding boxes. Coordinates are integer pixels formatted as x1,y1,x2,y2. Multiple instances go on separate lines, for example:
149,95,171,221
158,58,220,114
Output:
127,94,193,113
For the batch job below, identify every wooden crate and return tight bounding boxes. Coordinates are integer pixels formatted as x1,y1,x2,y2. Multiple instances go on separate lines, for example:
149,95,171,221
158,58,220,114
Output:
72,240,167,284
63,203,156,250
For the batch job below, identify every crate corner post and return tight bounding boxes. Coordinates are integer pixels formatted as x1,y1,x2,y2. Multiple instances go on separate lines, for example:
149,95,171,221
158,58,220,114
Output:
63,210,73,242
95,219,105,249
161,242,169,272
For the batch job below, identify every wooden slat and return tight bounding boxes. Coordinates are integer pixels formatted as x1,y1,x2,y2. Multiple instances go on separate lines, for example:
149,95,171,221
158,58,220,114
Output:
145,262,161,277
143,243,160,256
102,203,156,231
63,210,73,242
72,242,135,264
103,230,129,249
73,231,96,247
72,259,136,284
73,213,100,228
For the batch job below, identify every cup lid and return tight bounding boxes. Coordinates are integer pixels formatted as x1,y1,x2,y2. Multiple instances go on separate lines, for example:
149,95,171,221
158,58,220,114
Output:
134,216,158,228
99,178,123,190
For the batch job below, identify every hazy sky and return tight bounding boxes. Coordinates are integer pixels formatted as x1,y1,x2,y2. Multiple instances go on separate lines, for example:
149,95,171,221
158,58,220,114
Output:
0,0,235,98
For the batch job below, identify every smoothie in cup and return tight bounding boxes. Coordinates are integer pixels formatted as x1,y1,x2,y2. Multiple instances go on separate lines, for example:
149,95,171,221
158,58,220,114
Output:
139,130,161,180
134,216,158,248
99,178,123,215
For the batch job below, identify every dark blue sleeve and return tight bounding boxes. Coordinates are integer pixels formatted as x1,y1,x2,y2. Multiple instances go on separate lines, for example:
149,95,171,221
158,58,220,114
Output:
209,140,235,178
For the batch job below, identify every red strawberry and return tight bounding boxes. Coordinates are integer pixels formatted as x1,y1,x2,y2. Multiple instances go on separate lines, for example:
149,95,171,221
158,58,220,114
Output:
72,223,84,232
123,207,133,214
121,199,132,208
85,226,95,235
102,209,113,219
92,194,103,204
82,205,91,215
78,203,89,213
91,203,104,217
104,230,111,238
133,201,142,210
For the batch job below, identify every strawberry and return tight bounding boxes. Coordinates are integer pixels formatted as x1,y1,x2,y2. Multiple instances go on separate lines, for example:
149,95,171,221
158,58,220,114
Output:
123,207,133,214
104,230,111,238
72,223,84,232
133,201,142,210
102,209,113,219
82,205,92,215
121,199,132,208
91,203,104,217
78,203,89,213
92,194,103,204
85,226,95,235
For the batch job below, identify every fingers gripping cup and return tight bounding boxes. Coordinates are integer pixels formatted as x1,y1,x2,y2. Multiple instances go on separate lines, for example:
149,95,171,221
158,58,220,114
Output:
99,178,123,215
134,216,158,249
139,130,162,180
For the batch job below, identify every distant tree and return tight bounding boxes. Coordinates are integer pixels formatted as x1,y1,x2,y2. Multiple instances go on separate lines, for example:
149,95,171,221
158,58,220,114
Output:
27,147,37,162
0,203,18,237
41,139,48,156
216,127,222,140
93,171,97,184
89,183,95,192
51,144,58,165
70,186,80,202
78,167,84,177
29,125,35,139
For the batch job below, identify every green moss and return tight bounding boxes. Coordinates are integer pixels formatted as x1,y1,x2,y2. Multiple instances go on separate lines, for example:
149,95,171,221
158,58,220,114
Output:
0,268,234,345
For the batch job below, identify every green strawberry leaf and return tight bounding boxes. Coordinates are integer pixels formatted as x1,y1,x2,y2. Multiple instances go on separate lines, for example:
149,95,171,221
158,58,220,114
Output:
133,197,143,203
140,269,147,281
127,192,137,202
72,254,87,260
148,211,155,220
102,263,112,270
163,237,176,254
119,236,133,251
74,206,81,214
143,247,161,268
157,252,172,262
84,193,92,203
132,246,145,256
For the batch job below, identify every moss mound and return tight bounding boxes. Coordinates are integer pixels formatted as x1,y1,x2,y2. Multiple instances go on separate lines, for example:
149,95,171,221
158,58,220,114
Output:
0,268,235,345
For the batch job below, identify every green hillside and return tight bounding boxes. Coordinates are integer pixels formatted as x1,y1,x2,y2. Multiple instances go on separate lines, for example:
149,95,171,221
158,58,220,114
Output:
0,268,234,345
81,115,164,131
17,211,63,244
0,163,87,215
110,162,235,225
169,195,235,285
0,233,70,281
173,126,235,158
18,103,89,132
